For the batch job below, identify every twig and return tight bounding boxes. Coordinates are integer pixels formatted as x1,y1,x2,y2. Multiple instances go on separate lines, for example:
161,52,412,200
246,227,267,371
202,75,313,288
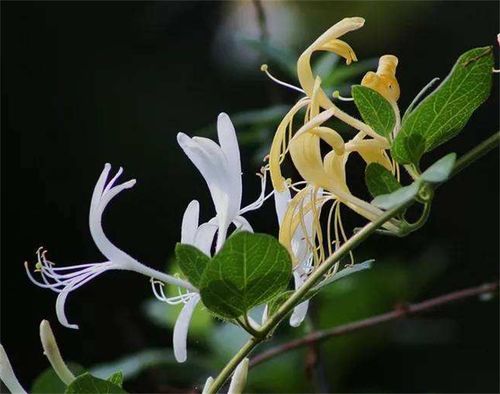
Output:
250,281,499,368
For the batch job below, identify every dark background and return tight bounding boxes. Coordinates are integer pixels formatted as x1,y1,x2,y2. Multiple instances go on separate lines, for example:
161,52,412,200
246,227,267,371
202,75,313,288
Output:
2,1,499,393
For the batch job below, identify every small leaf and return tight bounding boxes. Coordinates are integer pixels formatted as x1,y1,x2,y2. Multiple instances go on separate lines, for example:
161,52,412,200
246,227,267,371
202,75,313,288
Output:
65,373,126,393
175,244,210,288
32,364,84,394
199,232,292,319
106,372,123,387
420,153,457,183
352,85,396,138
312,260,374,291
371,182,421,210
393,46,493,164
365,163,401,198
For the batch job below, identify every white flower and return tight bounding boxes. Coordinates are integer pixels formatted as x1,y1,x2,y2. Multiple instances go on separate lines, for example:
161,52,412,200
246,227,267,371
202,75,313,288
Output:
177,112,268,251
151,113,270,363
26,164,194,330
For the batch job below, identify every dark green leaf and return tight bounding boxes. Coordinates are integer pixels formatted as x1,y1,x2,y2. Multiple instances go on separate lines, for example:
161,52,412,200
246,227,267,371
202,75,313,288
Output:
32,364,84,394
241,37,296,77
352,85,396,138
175,244,210,288
65,373,126,394
393,46,493,164
199,232,292,319
365,163,401,198
106,372,123,388
371,181,421,210
420,153,457,183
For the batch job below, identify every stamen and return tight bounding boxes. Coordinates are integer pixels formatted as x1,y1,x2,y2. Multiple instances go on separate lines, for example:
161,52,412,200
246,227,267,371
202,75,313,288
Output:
261,64,305,94
332,90,354,102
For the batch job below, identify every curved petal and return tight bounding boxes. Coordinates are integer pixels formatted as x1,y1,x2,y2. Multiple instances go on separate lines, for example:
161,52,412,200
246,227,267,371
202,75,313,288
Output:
217,113,242,193
173,294,201,363
274,187,291,226
289,271,309,327
0,345,27,394
181,200,200,245
194,222,218,256
232,216,253,232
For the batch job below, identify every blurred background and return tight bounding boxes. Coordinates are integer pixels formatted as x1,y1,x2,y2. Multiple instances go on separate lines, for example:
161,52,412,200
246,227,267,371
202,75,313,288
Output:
2,1,499,393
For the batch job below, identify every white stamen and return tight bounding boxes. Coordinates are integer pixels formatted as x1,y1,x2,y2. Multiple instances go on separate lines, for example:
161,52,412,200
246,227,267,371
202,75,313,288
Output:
261,64,306,94
332,90,354,101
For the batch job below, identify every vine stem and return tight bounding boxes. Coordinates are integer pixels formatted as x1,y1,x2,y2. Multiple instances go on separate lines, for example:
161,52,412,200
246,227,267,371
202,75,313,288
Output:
250,281,499,367
206,132,499,393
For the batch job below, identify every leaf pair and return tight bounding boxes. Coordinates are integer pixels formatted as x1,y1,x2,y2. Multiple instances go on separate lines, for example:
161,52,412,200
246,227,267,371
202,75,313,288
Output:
176,232,292,320
367,153,457,210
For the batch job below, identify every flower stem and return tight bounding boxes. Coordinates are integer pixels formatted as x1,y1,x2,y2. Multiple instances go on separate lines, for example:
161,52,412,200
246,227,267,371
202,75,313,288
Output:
206,131,499,393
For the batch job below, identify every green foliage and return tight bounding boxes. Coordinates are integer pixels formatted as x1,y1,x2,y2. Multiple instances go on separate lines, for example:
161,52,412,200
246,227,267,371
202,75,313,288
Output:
175,244,210,288
371,182,420,210
365,163,401,198
65,373,126,394
420,153,456,183
31,364,84,394
106,372,123,388
199,232,292,319
371,153,457,209
352,85,396,138
393,47,493,165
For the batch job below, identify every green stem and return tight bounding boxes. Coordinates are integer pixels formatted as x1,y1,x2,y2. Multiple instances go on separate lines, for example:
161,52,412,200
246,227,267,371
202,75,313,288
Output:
206,131,500,393
207,339,259,394
451,131,499,178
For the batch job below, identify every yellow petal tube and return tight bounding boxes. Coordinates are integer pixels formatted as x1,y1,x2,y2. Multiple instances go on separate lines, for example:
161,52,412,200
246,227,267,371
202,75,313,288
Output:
297,17,365,109
268,98,310,192
361,54,400,102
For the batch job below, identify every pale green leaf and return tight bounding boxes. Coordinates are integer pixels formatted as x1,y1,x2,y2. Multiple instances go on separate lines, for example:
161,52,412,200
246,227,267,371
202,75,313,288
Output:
393,46,493,164
199,232,292,319
65,373,126,394
365,163,401,198
420,153,457,183
371,181,421,210
352,85,396,138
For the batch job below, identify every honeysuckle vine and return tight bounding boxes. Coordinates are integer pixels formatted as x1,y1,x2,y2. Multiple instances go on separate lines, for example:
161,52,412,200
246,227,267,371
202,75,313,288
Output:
1,15,498,394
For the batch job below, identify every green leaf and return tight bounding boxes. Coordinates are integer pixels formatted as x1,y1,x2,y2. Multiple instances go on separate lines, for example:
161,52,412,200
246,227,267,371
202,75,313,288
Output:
371,181,421,210
312,260,374,291
199,232,292,319
241,37,297,77
323,58,378,88
32,364,84,394
266,291,293,317
65,373,126,394
365,163,401,198
352,85,396,138
106,372,123,388
175,244,210,288
393,46,493,164
420,153,457,183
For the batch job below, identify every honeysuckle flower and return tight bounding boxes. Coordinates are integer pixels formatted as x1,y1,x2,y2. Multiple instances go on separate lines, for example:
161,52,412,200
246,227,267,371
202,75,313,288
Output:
150,200,209,363
177,112,268,252
26,164,195,330
0,344,27,394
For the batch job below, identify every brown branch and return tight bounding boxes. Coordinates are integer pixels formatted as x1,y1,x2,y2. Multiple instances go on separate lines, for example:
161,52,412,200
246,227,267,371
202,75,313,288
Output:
250,281,499,368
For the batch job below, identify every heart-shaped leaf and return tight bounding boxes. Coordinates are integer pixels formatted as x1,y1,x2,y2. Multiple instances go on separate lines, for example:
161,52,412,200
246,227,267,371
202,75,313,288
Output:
199,232,292,319
371,181,421,210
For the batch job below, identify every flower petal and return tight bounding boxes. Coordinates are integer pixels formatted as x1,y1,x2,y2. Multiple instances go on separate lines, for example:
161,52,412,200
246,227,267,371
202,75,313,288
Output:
173,294,201,363
0,345,27,394
289,271,309,327
274,187,291,226
217,113,242,189
194,221,218,256
181,200,200,245
233,216,253,232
